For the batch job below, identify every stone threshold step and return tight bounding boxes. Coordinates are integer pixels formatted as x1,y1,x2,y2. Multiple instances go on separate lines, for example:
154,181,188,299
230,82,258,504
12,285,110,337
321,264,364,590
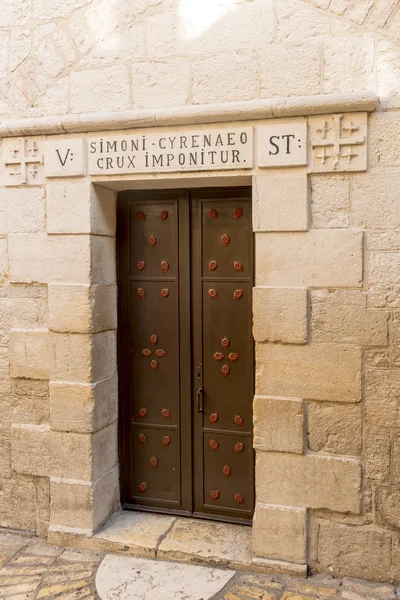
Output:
47,510,307,577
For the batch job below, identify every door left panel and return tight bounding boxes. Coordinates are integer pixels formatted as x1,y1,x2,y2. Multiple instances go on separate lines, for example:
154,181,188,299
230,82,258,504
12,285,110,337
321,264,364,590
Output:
118,191,191,514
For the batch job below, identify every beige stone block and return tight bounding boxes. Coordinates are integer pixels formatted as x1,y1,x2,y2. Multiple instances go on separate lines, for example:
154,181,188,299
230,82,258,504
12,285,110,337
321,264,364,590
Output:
317,522,392,582
368,252,400,309
192,52,257,104
78,21,144,68
391,312,400,367
255,230,362,288
50,421,117,480
352,172,400,230
323,34,374,94
91,235,116,285
278,1,332,41
0,475,37,531
36,476,50,537
10,329,53,380
365,369,400,428
307,403,362,456
364,425,391,482
368,232,400,251
6,188,45,233
50,376,118,433
365,349,390,368
253,174,308,232
51,331,116,383
10,424,51,477
47,183,115,235
259,41,321,98
393,437,400,484
254,395,304,454
48,284,117,333
377,40,400,109
0,427,11,478
370,111,400,168
253,287,307,344
132,58,190,110
0,238,8,282
256,343,361,403
252,503,306,563
50,465,119,532
256,452,361,513
70,65,131,113
392,536,400,583
311,290,389,346
311,174,350,228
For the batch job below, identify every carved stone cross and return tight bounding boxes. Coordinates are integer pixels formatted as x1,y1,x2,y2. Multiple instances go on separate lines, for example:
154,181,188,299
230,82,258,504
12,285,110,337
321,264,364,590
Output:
4,138,44,185
311,114,365,171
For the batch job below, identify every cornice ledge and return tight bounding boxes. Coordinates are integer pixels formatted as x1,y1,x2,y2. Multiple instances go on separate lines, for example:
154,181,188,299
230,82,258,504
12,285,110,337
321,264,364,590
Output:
0,92,378,138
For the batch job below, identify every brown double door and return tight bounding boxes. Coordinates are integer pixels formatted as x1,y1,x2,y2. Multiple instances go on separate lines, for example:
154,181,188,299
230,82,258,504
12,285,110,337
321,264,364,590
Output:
117,187,254,523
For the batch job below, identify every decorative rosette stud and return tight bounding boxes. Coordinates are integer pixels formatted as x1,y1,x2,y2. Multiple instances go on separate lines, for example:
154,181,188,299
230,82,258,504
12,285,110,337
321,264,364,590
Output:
234,442,244,453
138,433,147,444
209,413,219,423
228,353,240,362
149,235,157,247
221,337,230,349
233,208,243,219
150,334,158,346
161,288,170,298
233,261,243,272
223,465,231,477
221,234,230,247
150,360,158,371
137,288,145,298
209,439,219,451
234,415,244,426
234,493,244,504
233,289,243,300
139,482,147,492
136,211,145,221
161,261,169,272
208,289,218,299
162,436,171,446
141,349,152,357
160,210,168,221
150,456,158,468
161,408,171,420
213,352,224,361
208,260,218,272
139,408,147,418
137,260,146,271
209,208,218,219
222,364,230,377
210,490,220,500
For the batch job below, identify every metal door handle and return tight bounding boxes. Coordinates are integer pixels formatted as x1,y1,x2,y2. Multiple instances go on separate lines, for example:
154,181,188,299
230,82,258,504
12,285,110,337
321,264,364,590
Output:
197,388,204,413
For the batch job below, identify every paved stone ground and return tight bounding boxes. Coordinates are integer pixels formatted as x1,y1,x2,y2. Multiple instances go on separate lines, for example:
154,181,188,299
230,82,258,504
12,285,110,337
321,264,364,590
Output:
0,531,399,600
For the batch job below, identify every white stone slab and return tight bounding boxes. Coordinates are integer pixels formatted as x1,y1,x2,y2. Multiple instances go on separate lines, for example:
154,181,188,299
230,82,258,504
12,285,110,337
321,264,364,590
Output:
3,137,44,186
309,112,367,173
88,128,253,175
96,554,235,600
44,138,86,177
258,122,307,167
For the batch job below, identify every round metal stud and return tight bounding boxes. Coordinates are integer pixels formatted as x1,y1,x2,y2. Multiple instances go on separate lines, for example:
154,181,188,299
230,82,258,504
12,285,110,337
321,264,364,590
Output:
210,490,220,500
221,233,230,247
221,337,230,349
234,493,245,504
233,261,244,272
234,442,244,453
222,364,230,377
150,359,158,371
208,289,218,299
137,260,146,271
162,435,171,446
156,349,167,358
223,465,231,477
150,456,158,468
136,211,145,221
141,349,152,357
161,288,170,298
228,353,240,362
139,482,148,492
161,261,169,272
139,408,147,418
209,439,219,451
137,288,146,298
160,210,169,221
150,334,158,346
161,408,171,420
233,208,243,219
213,352,224,361
209,413,219,423
209,208,218,219
233,289,243,300
235,415,244,426
138,433,147,444
149,235,157,247
208,260,218,272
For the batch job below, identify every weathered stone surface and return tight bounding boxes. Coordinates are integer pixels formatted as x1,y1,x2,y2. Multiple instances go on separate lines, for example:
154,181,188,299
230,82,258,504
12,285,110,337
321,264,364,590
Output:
5,188,45,233
391,312,400,367
36,476,50,537
253,173,308,232
253,287,307,344
365,369,400,427
256,343,361,403
12,378,49,426
375,485,400,531
278,1,332,41
368,252,400,309
253,395,304,454
70,65,131,113
0,475,37,531
311,174,350,228
0,427,11,478
323,34,374,93
193,52,257,104
364,425,391,482
311,289,389,346
307,403,362,456
10,329,52,380
11,424,51,477
50,376,118,433
352,171,400,230
256,452,361,513
256,230,362,287
365,349,390,368
50,422,117,480
48,284,117,333
316,523,392,582
252,503,307,563
132,58,190,109
368,231,400,252
370,111,400,168
51,465,119,532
